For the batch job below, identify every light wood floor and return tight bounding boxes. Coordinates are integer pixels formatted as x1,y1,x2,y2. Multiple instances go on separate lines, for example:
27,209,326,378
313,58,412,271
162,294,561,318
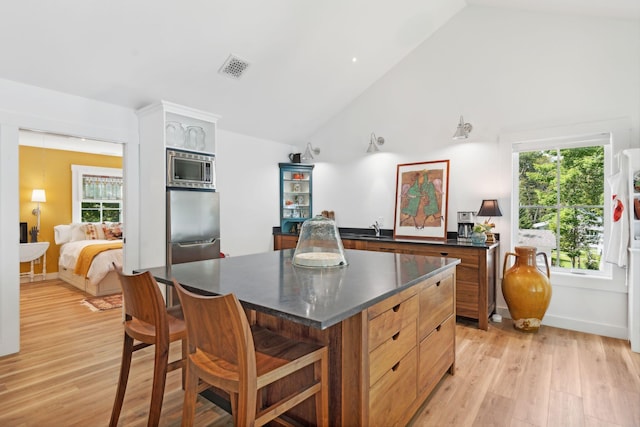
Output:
1,280,639,426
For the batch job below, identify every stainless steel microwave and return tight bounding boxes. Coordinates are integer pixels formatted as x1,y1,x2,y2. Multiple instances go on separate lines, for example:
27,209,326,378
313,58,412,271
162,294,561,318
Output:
167,149,215,189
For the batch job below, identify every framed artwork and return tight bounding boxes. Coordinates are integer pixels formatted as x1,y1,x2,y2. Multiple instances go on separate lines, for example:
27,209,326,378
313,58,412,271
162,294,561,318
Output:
393,160,450,240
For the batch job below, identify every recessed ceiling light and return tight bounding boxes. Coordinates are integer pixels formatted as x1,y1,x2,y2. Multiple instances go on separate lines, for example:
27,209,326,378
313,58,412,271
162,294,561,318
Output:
352,57,358,63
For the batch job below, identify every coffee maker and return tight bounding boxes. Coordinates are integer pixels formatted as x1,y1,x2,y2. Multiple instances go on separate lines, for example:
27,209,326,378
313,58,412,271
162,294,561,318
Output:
457,211,476,242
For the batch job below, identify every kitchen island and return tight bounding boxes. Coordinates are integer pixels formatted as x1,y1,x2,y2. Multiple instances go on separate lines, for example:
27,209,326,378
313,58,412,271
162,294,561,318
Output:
145,249,459,426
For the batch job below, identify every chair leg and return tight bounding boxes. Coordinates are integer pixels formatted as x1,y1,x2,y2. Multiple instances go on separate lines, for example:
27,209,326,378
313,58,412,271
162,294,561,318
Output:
109,333,134,427
315,353,329,427
181,338,187,390
147,341,170,427
229,392,240,427
181,361,199,427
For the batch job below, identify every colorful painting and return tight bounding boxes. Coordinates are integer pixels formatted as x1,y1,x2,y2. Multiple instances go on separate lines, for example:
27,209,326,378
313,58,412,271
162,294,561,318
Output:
393,160,450,240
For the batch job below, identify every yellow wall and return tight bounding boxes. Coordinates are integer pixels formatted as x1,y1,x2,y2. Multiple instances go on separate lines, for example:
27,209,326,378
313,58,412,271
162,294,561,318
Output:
19,146,122,275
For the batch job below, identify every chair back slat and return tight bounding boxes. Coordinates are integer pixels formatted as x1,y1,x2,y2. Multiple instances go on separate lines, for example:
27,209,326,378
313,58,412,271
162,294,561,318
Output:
116,270,168,334
173,281,257,383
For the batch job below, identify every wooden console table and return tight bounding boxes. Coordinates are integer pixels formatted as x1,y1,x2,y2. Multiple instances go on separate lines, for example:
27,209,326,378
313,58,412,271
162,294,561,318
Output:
274,230,498,330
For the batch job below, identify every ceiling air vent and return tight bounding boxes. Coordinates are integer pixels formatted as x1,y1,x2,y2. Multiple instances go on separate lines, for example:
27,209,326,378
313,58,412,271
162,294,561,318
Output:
218,54,250,79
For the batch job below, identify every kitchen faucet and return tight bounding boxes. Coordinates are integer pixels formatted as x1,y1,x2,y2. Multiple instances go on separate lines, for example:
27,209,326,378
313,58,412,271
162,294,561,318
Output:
371,221,381,237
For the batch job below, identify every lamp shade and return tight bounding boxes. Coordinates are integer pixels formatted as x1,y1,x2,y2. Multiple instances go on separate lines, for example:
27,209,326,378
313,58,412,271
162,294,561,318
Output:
477,199,502,217
31,189,46,203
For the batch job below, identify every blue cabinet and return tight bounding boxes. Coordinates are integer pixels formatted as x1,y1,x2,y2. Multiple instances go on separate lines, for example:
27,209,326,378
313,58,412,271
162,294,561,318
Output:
279,163,314,233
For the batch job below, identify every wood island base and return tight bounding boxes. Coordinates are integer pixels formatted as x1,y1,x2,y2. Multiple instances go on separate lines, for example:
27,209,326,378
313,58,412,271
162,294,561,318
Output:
251,266,456,426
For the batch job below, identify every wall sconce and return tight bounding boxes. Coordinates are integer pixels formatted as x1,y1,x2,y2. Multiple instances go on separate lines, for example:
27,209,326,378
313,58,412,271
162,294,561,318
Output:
452,116,473,140
31,189,46,233
366,132,385,153
301,142,320,162
476,199,502,243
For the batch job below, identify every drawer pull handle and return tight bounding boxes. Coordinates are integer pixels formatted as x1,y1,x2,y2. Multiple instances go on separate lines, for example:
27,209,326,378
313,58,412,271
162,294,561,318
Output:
392,361,400,372
440,252,448,256
436,325,442,332
436,281,441,287
392,304,401,312
392,332,400,341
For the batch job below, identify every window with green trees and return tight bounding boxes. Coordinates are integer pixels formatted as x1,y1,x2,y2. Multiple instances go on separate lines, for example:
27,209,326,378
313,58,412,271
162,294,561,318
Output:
517,144,605,271
71,165,122,224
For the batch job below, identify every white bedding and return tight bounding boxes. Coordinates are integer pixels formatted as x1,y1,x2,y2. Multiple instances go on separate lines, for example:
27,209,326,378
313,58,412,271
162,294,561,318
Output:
58,239,123,286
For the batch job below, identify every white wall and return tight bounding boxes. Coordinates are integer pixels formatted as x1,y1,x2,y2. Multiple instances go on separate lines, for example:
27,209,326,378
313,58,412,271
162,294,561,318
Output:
308,6,640,339
216,129,295,256
0,78,139,357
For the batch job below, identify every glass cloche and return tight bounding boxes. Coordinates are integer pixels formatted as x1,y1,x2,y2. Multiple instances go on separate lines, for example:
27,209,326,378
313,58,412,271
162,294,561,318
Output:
292,215,348,267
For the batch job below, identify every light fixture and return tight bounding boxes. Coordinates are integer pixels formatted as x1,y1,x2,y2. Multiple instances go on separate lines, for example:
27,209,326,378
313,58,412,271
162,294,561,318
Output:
301,142,320,162
31,189,46,233
366,133,385,153
476,199,502,243
452,116,473,140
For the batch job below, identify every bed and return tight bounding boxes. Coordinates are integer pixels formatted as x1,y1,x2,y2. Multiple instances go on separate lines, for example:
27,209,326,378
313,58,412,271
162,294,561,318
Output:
55,223,123,296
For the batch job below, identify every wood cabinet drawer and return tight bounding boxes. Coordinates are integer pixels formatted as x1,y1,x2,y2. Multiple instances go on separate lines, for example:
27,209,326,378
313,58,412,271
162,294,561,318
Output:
368,293,418,351
370,348,417,427
457,264,479,282
341,238,367,250
415,246,479,266
456,282,479,318
369,320,416,387
418,273,454,340
274,234,298,250
418,315,455,394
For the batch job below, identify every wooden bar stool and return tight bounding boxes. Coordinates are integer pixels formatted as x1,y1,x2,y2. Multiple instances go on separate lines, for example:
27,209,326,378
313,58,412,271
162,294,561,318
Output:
173,280,329,427
109,270,187,427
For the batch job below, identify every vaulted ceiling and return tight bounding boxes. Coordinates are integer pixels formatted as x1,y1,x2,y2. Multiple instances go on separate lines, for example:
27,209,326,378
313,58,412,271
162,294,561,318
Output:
2,0,638,145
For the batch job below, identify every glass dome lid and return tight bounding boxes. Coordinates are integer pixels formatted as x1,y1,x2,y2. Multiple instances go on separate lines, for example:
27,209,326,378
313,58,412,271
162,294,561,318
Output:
293,215,348,267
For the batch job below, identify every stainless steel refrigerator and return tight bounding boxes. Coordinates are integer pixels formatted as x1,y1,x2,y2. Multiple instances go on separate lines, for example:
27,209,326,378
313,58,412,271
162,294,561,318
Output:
166,189,221,265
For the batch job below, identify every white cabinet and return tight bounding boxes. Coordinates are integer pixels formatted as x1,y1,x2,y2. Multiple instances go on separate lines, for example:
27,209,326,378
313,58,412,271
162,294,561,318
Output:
625,148,640,353
629,149,640,248
136,101,220,268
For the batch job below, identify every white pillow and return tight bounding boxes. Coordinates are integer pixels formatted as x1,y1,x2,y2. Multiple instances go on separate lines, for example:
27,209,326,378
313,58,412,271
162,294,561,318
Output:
54,224,72,245
69,223,87,242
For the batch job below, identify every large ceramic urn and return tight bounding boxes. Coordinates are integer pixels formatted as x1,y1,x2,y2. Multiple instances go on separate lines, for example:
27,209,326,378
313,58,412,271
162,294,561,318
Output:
502,246,552,332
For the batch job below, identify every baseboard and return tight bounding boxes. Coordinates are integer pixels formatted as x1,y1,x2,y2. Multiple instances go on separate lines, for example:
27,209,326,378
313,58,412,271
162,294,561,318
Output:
20,272,57,283
494,305,629,341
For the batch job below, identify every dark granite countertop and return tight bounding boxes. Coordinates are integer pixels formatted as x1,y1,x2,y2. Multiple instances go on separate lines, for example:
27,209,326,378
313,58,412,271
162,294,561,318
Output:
143,249,460,330
273,227,500,250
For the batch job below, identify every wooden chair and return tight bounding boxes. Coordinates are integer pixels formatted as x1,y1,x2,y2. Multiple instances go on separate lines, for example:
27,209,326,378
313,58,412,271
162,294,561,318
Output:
109,269,187,427
173,280,329,427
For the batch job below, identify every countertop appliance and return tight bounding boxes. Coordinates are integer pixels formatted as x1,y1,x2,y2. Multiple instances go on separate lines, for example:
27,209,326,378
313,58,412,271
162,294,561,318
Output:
167,149,215,190
166,188,220,265
457,211,476,242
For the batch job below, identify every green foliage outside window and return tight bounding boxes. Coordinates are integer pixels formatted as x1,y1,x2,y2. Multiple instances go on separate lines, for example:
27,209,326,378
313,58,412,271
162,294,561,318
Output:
81,201,122,223
518,146,604,271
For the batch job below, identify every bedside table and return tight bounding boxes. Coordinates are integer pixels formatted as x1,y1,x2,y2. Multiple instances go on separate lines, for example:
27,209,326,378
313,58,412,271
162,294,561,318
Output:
19,242,49,282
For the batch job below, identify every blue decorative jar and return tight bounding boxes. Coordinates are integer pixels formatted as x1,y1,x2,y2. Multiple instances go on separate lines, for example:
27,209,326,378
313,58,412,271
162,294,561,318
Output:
471,231,487,245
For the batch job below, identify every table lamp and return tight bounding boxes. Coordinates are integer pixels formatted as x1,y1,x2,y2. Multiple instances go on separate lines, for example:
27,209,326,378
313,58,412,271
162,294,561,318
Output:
476,199,502,244
31,189,46,233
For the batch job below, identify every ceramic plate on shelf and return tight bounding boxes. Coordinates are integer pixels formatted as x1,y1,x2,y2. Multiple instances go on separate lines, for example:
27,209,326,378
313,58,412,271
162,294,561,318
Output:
166,121,185,147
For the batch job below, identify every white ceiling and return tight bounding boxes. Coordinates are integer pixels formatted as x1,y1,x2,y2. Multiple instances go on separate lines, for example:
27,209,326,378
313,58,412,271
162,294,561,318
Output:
3,0,639,146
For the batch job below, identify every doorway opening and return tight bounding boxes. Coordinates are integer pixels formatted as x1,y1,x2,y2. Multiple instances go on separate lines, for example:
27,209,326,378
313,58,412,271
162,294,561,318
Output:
19,129,124,297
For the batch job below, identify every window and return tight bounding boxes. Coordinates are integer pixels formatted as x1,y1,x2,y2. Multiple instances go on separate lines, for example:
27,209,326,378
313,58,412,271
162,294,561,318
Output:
71,165,123,223
513,135,609,274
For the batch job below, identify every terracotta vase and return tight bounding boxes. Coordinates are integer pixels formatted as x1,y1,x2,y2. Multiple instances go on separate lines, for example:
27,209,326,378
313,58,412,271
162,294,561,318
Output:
502,246,552,332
